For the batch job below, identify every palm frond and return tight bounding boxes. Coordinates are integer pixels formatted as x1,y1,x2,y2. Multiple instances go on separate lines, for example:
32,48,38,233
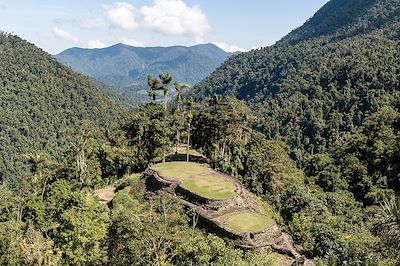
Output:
375,195,400,249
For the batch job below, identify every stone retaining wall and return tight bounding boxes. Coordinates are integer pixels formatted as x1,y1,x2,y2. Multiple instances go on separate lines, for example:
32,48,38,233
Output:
142,166,314,266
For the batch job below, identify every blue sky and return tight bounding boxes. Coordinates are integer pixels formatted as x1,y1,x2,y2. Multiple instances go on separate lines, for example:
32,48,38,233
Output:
0,0,329,54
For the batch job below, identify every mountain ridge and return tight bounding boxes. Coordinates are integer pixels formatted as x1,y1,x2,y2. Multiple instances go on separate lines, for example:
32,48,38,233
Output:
193,0,400,158
279,0,400,45
56,43,235,101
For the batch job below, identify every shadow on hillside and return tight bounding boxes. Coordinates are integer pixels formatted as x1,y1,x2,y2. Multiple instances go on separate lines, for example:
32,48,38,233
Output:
165,152,210,164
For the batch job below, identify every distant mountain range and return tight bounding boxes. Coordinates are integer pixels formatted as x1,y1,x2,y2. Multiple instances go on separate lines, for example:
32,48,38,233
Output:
55,43,235,101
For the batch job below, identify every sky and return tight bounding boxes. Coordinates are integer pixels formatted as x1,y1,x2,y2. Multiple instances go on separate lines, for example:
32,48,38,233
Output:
0,0,330,54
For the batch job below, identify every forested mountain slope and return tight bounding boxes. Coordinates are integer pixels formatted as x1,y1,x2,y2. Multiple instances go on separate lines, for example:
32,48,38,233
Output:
193,0,400,159
191,2,400,262
0,33,124,186
281,0,400,44
56,43,233,101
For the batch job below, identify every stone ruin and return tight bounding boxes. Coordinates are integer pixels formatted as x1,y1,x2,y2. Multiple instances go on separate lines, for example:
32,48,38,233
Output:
142,164,314,266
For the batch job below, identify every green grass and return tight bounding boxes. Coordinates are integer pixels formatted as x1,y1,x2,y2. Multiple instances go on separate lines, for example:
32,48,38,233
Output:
151,162,237,200
176,147,204,157
181,175,237,200
220,211,273,233
151,162,210,181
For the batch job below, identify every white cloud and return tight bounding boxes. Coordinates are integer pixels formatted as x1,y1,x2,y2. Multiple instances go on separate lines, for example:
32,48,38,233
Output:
212,42,246,53
121,37,144,47
195,36,205,44
87,39,107,49
104,2,138,31
81,18,106,30
140,0,211,37
52,26,79,42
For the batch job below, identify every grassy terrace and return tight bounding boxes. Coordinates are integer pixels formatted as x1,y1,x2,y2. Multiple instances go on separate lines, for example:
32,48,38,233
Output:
219,211,273,233
181,176,237,200
151,162,237,200
151,162,210,181
151,162,275,234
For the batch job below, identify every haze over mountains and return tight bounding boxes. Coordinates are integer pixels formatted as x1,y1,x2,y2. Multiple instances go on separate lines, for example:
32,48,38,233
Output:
56,43,234,101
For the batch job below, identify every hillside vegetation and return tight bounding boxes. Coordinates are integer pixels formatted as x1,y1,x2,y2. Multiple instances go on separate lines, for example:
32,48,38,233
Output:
0,33,124,186
191,0,400,264
1,0,400,265
194,0,400,160
0,66,291,265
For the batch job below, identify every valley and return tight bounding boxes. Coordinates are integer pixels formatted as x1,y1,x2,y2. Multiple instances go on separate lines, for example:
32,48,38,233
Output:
56,43,234,102
0,0,399,265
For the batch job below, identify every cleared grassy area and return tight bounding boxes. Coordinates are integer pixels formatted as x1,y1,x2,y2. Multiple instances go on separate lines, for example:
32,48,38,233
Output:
220,211,273,233
151,162,237,200
151,162,210,181
181,176,237,200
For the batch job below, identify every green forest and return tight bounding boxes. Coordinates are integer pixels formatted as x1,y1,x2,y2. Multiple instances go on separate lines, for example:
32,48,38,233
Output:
1,0,400,265
55,43,232,101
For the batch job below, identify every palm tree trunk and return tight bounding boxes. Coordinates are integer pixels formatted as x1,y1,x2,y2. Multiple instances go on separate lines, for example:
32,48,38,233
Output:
187,122,191,162
41,175,50,200
175,131,179,154
163,149,166,163
164,92,168,111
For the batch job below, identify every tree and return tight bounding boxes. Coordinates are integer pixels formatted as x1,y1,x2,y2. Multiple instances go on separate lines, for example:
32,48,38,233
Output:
181,97,194,162
64,120,102,189
374,195,400,250
242,133,304,206
19,226,61,266
0,33,122,188
123,104,174,167
172,83,189,155
25,151,57,199
174,234,245,266
108,188,189,266
191,96,255,175
56,193,110,265
147,75,160,103
0,220,24,266
174,83,189,111
159,73,173,111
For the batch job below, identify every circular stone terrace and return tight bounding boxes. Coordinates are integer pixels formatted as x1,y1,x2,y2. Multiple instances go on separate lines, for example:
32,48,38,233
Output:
218,211,274,233
145,161,314,265
150,162,238,200
149,162,273,234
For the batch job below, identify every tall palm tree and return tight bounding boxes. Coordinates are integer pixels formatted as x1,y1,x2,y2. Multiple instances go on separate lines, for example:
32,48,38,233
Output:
25,151,56,199
174,83,189,111
159,73,173,111
184,97,194,162
147,75,160,103
375,195,400,250
173,83,189,154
